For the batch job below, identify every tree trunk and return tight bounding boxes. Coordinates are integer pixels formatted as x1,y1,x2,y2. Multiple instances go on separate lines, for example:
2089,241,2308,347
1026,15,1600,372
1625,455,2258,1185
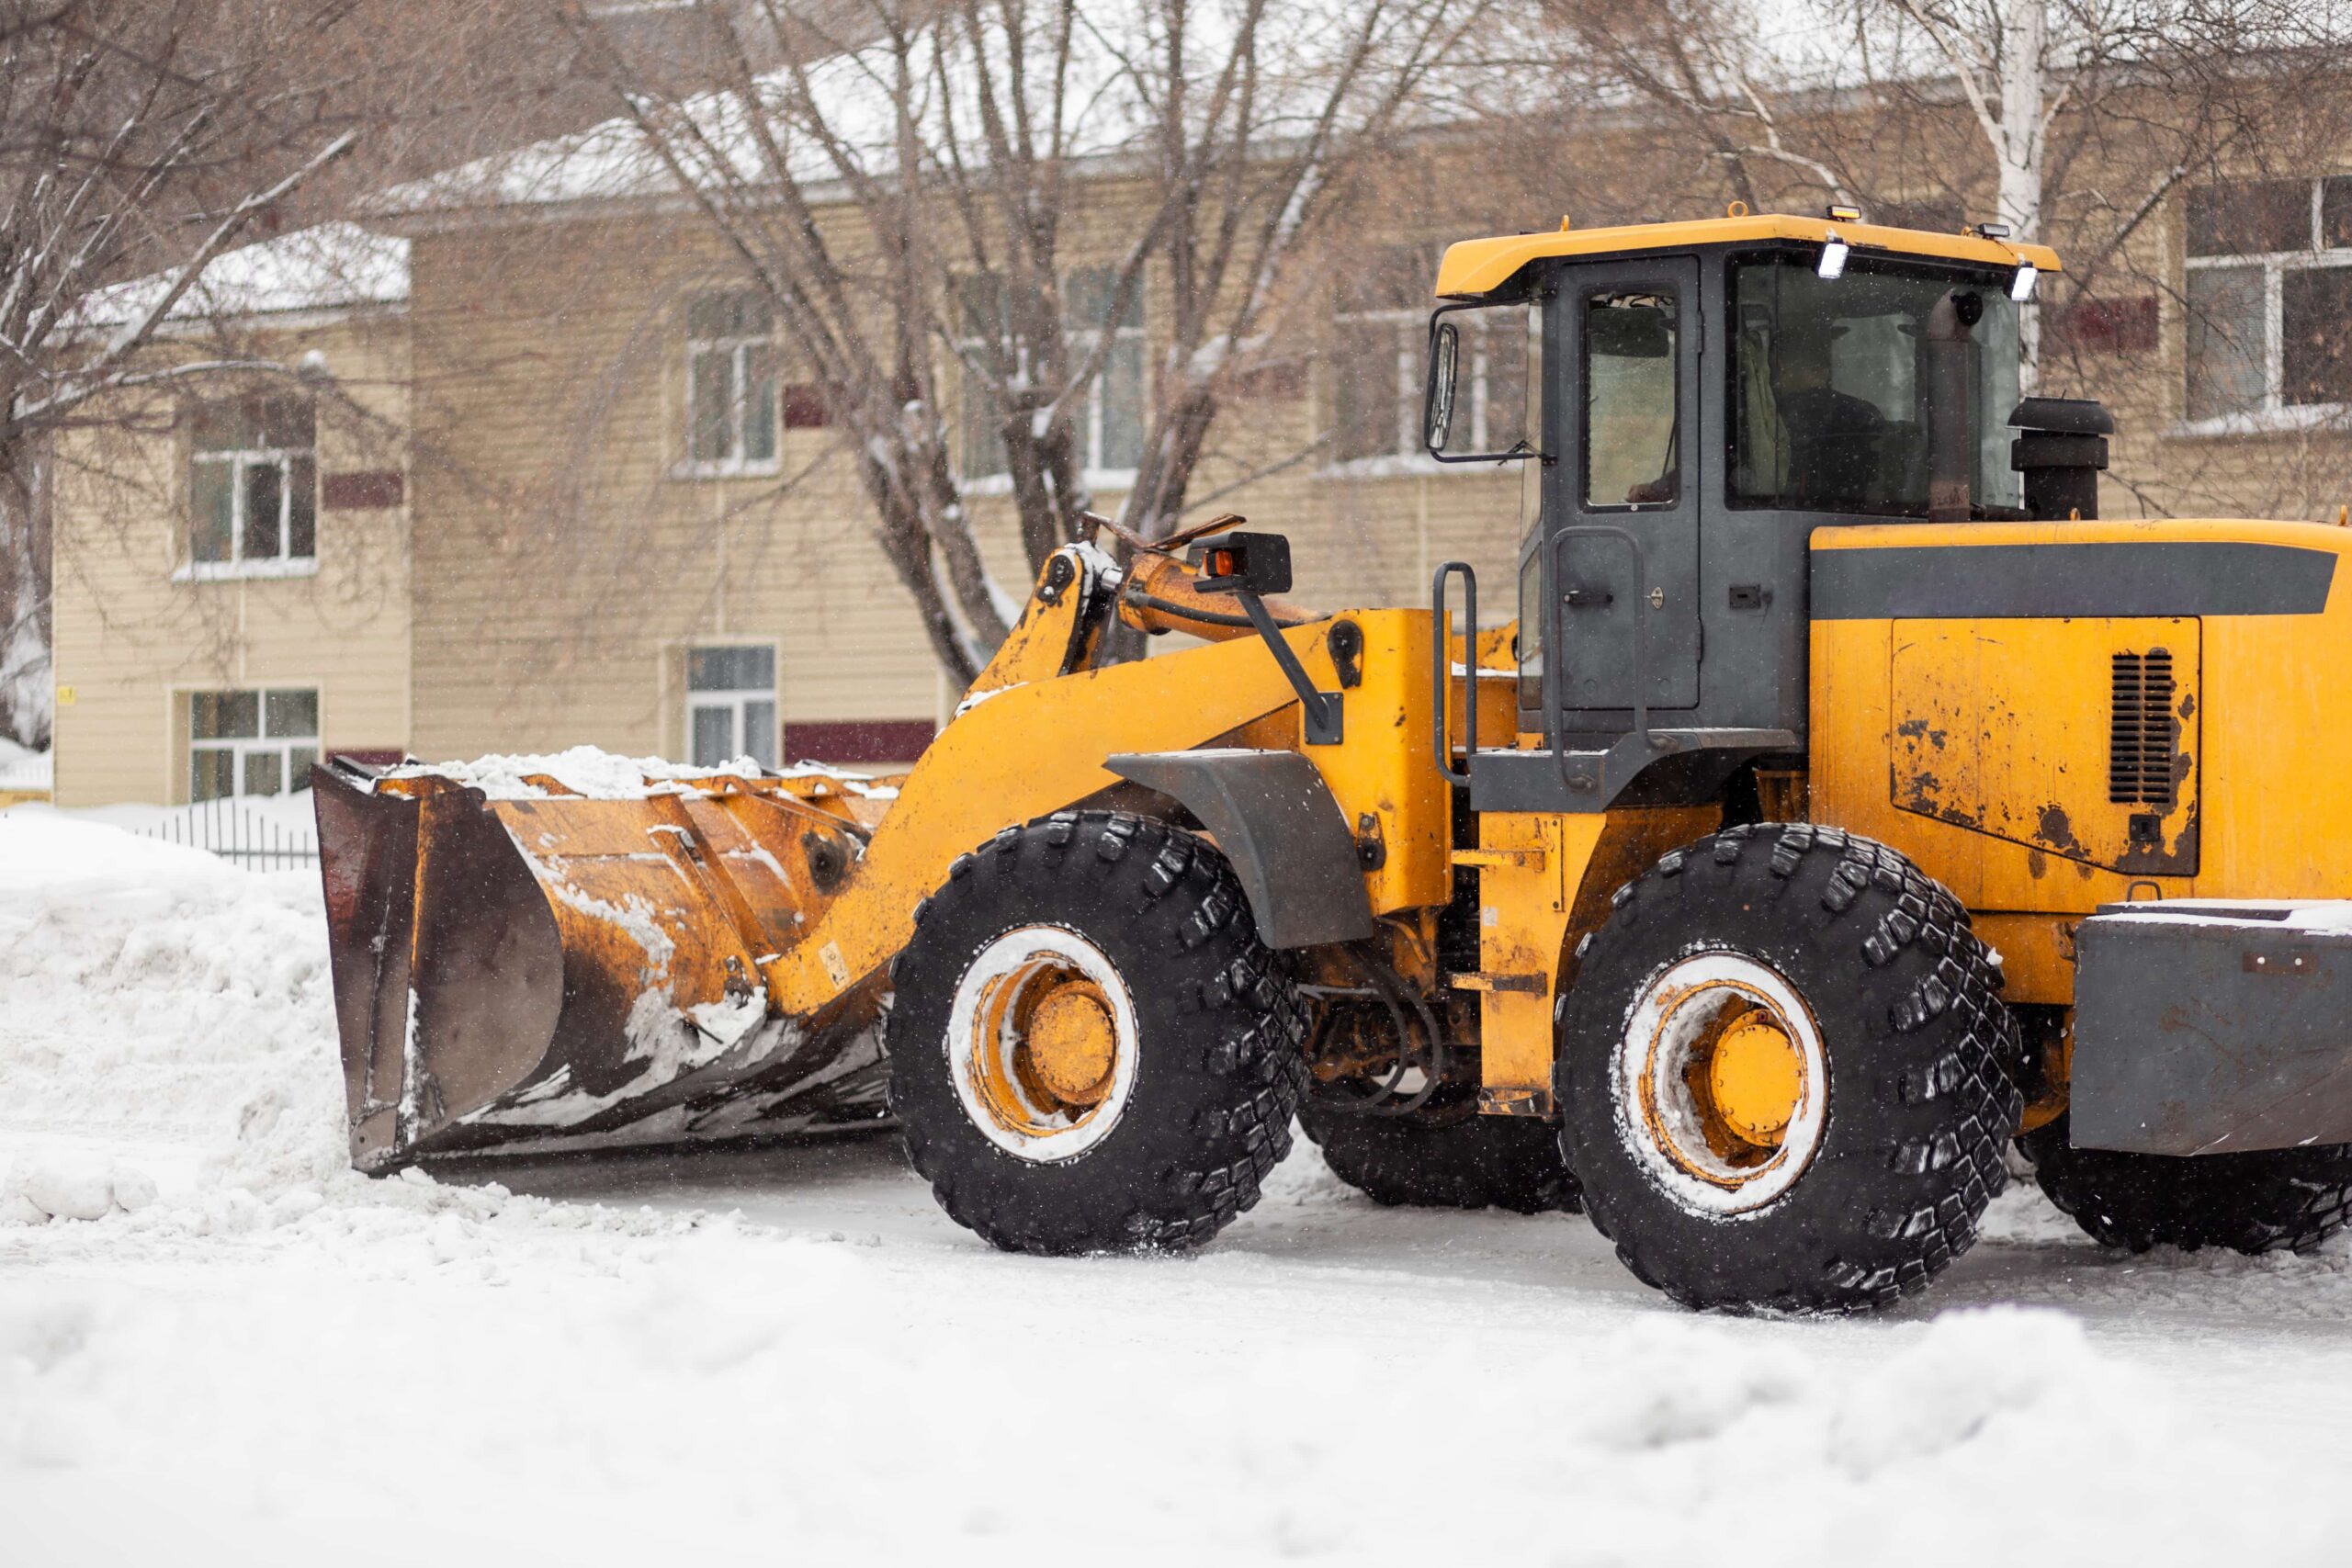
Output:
0,435,53,750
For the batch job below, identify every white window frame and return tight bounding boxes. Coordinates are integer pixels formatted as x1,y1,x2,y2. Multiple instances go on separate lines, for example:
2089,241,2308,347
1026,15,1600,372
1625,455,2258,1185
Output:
184,399,316,581
684,644,778,770
683,291,779,476
189,687,320,802
958,267,1148,491
2181,176,2352,435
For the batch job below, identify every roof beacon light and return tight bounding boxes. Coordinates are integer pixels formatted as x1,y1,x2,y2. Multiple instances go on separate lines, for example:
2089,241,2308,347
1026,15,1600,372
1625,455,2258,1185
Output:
1973,221,2012,240
1826,204,1861,222
1817,229,1849,280
2010,260,2040,301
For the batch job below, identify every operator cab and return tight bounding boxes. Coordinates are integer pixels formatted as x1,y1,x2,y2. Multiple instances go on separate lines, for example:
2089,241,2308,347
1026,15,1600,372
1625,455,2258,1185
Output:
1420,211,2063,815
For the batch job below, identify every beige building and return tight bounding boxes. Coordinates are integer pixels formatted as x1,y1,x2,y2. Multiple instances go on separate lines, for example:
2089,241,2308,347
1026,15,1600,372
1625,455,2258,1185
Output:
44,110,2352,807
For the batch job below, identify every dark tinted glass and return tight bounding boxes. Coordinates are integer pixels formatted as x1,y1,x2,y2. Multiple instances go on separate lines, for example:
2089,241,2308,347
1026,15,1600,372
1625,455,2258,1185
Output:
192,690,259,739
190,749,235,802
2188,181,2310,256
1728,255,2022,516
192,400,256,453
260,395,314,450
2324,177,2352,249
287,457,316,557
687,290,771,339
2283,267,2352,406
688,645,775,692
1065,266,1141,332
265,689,318,739
191,462,233,561
243,461,282,558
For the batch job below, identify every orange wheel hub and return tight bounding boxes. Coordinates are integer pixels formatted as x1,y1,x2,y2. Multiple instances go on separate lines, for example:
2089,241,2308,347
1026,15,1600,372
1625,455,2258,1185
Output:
1023,983,1118,1106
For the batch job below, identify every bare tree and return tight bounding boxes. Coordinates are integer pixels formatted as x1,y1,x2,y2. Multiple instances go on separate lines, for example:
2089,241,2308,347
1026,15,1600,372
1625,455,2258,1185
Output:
1533,0,1863,211
1540,0,2352,389
0,0,768,750
0,2,367,746
555,0,1487,687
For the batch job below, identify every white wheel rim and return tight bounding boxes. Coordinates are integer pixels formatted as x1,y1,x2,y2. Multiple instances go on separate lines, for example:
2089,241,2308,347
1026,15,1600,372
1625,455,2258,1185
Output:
945,924,1139,1164
1611,951,1828,1216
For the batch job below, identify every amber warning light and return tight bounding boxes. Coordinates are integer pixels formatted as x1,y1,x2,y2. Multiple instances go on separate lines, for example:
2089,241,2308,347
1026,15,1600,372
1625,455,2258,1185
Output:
1188,532,1294,597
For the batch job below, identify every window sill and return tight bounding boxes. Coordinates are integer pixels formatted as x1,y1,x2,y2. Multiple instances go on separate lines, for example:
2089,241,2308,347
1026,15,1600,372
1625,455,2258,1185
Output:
671,459,785,480
957,469,1138,496
173,558,320,583
1320,454,1445,480
2171,404,2352,439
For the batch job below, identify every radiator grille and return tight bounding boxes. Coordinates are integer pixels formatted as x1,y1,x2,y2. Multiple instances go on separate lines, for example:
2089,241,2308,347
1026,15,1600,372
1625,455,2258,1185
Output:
2109,649,2177,807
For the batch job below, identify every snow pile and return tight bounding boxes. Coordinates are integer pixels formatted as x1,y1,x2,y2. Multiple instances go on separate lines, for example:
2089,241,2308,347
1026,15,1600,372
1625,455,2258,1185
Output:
384,743,894,800
6,804,2352,1562
0,810,330,1150
4,1154,156,1224
0,810,705,1262
4,1254,2334,1566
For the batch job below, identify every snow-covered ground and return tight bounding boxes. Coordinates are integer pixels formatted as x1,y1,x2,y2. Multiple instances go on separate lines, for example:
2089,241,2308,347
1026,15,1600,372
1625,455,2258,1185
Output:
7,805,2352,1565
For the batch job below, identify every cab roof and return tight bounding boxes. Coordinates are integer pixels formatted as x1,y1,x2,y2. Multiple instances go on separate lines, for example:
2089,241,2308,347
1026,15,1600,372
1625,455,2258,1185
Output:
1433,211,2064,299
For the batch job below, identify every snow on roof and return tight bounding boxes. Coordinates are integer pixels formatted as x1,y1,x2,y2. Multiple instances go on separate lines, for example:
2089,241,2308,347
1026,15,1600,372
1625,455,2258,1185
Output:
0,738,51,793
377,3,1411,220
76,221,410,328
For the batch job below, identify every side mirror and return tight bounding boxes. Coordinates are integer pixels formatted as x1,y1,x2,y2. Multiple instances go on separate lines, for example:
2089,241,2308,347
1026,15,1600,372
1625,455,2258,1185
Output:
1423,321,1460,454
1190,531,1293,597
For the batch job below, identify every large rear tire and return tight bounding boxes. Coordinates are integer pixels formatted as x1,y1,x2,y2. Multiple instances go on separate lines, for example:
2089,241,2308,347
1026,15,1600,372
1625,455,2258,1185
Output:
888,811,1306,1256
1297,1089,1581,1214
2018,1114,2352,1254
1558,823,2023,1314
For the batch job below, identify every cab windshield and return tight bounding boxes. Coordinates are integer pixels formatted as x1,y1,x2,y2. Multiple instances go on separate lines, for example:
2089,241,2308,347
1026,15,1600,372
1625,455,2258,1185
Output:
1728,254,2023,517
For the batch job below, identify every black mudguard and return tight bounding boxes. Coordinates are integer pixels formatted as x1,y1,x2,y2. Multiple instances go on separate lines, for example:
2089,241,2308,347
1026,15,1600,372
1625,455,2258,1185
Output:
1106,750,1375,950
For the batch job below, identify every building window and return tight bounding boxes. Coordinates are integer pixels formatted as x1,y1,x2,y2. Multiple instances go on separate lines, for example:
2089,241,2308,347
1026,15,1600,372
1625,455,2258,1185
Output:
686,645,776,769
2184,176,2352,423
959,266,1146,482
190,395,315,568
1330,245,1524,467
686,290,779,468
190,688,318,801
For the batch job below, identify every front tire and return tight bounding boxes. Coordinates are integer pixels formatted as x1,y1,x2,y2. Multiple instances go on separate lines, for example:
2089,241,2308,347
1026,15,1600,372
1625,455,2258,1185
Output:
1298,1089,1581,1213
888,811,1306,1256
1558,823,2023,1314
2019,1114,2352,1255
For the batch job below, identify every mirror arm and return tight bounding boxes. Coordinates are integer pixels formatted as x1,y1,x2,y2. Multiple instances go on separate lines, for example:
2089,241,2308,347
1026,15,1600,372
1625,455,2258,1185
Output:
1236,590,1344,745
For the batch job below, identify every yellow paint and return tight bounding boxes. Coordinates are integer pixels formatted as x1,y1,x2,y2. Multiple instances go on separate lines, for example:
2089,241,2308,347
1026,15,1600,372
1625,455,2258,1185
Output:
1474,812,1589,1105
1024,982,1117,1105
763,555,1451,1012
1886,616,2199,874
1436,212,2062,299
1304,610,1452,916
1969,912,2076,1008
53,684,75,707
1812,517,2351,921
1709,1013,1804,1145
1473,805,1721,1108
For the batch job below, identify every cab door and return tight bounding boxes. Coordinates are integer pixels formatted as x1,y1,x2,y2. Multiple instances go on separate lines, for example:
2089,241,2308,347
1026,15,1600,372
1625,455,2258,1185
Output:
1550,256,1702,721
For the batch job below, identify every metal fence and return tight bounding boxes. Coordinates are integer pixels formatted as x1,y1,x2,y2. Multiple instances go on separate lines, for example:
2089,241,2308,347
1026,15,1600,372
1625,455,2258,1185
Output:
140,795,321,872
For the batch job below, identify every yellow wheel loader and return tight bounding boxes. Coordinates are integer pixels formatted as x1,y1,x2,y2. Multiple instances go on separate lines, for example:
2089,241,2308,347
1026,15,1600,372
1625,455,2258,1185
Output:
318,209,2352,1312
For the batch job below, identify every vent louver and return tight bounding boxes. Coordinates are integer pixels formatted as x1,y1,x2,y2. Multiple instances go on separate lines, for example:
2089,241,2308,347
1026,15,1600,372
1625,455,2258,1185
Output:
2108,649,2177,807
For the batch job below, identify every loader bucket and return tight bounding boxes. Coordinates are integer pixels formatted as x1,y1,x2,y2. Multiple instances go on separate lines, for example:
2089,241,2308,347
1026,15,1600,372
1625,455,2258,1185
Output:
312,761,891,1171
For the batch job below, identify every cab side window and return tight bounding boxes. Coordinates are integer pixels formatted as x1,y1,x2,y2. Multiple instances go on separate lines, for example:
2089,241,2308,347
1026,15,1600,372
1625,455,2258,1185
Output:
1583,290,1679,509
